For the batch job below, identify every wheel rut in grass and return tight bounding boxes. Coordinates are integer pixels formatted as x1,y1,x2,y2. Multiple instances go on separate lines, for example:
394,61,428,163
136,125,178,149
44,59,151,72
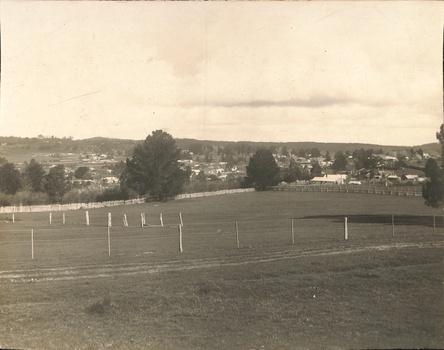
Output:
1,241,442,283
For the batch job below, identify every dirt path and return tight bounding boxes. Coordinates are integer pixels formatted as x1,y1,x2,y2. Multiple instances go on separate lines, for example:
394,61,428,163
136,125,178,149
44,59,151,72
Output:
1,241,442,284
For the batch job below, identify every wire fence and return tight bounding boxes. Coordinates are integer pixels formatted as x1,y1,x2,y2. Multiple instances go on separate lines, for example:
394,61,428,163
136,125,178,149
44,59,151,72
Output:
1,213,442,264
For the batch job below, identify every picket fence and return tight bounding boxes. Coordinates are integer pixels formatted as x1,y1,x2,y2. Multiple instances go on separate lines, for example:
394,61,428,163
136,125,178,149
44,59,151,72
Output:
0,188,255,214
269,184,422,197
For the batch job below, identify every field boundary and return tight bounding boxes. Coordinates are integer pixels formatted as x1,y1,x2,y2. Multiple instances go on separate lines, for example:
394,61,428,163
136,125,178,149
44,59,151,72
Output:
0,188,255,214
269,184,422,196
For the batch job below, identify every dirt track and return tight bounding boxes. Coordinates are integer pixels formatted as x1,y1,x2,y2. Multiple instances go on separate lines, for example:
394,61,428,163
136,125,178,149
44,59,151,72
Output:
2,241,442,284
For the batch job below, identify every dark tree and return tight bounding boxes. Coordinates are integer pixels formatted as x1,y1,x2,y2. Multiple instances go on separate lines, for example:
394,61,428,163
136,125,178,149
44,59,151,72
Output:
122,130,189,201
23,159,46,192
332,152,348,172
422,158,444,208
0,162,22,195
74,166,91,180
243,149,280,190
43,165,68,201
325,151,332,162
310,162,323,177
436,124,444,168
281,159,303,183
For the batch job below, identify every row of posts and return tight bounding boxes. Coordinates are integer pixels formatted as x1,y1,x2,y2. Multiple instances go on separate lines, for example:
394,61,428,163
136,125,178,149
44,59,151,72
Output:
30,211,183,228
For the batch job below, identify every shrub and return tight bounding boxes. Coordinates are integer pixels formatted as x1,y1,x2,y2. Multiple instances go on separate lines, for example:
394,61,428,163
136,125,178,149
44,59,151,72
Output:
61,188,103,204
14,191,49,206
0,193,14,206
96,187,135,202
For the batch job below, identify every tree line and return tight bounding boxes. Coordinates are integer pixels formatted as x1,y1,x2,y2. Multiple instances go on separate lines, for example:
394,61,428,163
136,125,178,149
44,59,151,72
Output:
1,128,442,209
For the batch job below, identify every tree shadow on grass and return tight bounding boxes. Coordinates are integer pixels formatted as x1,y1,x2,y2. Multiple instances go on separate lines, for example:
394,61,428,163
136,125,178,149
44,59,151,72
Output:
298,214,444,228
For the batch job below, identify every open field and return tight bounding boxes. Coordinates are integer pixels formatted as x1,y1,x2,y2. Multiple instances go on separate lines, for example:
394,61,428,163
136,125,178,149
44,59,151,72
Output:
1,192,443,349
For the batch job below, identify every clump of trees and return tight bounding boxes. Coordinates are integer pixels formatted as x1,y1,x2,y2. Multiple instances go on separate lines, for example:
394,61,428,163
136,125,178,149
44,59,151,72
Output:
242,149,280,190
121,130,190,201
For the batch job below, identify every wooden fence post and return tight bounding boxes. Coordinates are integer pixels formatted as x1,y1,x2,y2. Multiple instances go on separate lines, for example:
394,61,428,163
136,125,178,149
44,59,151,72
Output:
178,225,183,252
235,221,240,248
62,212,66,224
108,212,112,227
291,219,295,245
433,214,436,235
160,213,164,227
86,211,90,226
123,214,128,227
179,212,184,226
392,215,395,238
49,212,52,225
344,217,348,240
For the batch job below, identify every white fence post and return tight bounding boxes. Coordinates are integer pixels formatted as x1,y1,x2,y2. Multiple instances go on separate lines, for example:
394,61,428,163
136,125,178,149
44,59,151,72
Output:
179,212,184,226
107,227,111,256
49,212,52,225
108,212,112,227
63,212,66,224
31,229,34,260
86,211,90,226
344,217,348,240
178,225,183,252
160,213,164,227
123,214,128,227
291,219,295,245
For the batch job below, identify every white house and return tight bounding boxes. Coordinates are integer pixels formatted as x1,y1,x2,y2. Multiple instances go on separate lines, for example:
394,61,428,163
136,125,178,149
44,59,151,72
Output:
310,174,347,185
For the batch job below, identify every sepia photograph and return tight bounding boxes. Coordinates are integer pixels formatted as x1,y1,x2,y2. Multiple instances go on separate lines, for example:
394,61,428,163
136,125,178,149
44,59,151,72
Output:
0,1,443,349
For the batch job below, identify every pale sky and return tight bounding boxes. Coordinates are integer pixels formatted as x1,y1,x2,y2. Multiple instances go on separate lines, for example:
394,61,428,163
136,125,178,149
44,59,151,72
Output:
1,1,443,146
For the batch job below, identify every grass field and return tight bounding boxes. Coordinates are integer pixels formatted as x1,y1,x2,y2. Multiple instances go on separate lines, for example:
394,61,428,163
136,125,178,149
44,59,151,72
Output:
1,191,443,349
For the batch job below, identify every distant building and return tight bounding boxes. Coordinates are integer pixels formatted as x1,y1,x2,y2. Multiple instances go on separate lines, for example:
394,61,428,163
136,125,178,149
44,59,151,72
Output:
310,174,346,185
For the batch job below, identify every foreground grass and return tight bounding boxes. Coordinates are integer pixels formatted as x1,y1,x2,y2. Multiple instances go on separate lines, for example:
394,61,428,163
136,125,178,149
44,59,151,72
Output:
1,192,443,349
1,245,442,350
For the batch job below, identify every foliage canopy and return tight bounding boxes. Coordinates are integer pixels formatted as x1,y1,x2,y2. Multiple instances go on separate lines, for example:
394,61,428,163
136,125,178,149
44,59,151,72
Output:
121,130,189,201
243,149,280,190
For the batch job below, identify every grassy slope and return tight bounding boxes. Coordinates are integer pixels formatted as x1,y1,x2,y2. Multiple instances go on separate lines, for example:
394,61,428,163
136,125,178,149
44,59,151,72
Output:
0,192,443,349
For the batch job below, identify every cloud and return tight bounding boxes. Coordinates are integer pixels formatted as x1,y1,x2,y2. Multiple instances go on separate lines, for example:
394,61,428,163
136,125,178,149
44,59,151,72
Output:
177,95,400,109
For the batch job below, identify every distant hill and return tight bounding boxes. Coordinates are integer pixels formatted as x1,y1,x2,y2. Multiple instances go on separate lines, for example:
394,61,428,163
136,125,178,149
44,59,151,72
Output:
0,135,441,164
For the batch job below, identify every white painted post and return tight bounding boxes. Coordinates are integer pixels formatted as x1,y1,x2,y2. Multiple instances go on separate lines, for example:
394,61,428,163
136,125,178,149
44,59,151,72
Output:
12,213,14,223
178,225,183,252
86,211,90,226
107,227,111,256
392,215,395,238
31,229,34,259
344,217,348,240
49,212,52,225
123,214,128,227
160,213,164,227
179,212,184,226
108,212,112,227
235,221,240,248
62,212,66,224
291,219,295,245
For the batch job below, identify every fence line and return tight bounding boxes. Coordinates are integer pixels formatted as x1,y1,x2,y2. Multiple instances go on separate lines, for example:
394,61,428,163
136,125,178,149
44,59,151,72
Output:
0,188,255,214
268,185,422,197
175,188,254,200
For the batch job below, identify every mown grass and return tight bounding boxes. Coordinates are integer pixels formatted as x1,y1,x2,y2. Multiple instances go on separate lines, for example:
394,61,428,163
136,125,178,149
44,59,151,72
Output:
0,191,443,349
